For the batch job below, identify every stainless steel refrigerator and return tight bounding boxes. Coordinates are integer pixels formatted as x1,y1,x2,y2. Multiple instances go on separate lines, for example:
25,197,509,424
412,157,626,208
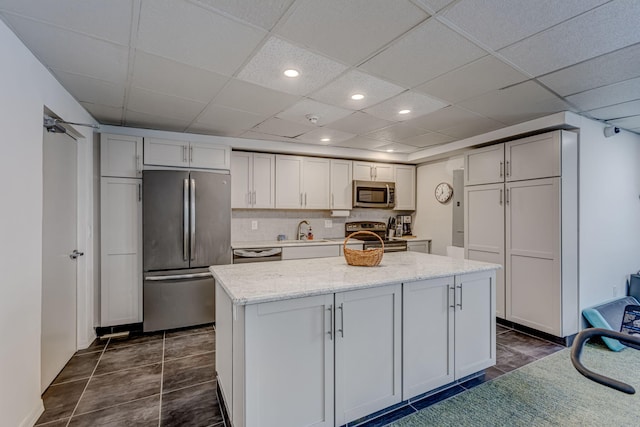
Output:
142,170,231,332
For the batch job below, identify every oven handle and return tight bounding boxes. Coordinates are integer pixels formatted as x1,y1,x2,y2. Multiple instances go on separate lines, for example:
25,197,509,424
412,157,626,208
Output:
383,245,407,253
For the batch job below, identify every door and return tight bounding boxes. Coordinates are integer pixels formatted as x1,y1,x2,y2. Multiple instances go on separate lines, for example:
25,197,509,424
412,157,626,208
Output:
303,157,330,209
330,159,352,209
41,129,77,392
373,163,394,182
231,151,251,208
100,133,142,178
464,144,504,185
275,155,303,208
252,153,275,208
144,137,188,167
143,170,190,271
505,131,561,182
190,171,231,267
394,165,416,210
189,141,228,169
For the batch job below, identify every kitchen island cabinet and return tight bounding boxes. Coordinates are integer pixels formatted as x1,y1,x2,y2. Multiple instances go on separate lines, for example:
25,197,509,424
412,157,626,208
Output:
212,253,498,427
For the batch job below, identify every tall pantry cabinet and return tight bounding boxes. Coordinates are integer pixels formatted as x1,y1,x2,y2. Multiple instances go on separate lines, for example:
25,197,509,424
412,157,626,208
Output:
464,130,578,338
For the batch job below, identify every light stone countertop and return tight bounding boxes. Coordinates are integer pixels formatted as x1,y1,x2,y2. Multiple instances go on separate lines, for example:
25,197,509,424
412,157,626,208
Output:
231,238,364,249
210,252,500,306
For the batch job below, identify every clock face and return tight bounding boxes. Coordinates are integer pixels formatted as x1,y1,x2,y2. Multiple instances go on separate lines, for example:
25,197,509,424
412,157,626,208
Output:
435,182,453,204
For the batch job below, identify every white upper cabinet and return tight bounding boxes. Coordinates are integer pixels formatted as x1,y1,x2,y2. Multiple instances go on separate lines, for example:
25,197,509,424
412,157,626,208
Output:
330,159,353,210
505,132,561,182
100,133,143,178
231,152,275,209
144,137,230,170
464,144,505,186
394,165,416,210
275,155,330,209
353,161,395,181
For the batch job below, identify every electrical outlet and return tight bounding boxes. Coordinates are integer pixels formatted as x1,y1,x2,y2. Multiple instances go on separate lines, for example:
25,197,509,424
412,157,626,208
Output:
251,220,258,230
324,220,333,228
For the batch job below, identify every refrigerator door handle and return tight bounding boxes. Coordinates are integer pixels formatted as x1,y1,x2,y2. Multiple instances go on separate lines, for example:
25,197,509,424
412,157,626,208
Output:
183,178,189,261
145,272,213,281
190,178,196,261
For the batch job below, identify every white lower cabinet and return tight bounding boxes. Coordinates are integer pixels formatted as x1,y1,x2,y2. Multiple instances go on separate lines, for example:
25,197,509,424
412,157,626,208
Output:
403,271,495,400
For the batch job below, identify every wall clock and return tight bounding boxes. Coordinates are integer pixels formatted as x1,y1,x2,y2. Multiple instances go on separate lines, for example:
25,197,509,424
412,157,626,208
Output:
435,182,453,204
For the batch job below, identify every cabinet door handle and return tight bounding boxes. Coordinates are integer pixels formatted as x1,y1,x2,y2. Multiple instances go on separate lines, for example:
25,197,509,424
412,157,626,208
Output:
499,189,503,205
138,183,142,202
331,193,334,208
448,285,455,309
506,188,510,205
183,145,187,162
337,303,344,337
327,305,333,340
246,192,251,206
506,160,510,177
300,193,303,207
136,154,141,174
499,161,503,178
190,146,193,163
252,191,256,205
304,192,307,207
456,284,463,310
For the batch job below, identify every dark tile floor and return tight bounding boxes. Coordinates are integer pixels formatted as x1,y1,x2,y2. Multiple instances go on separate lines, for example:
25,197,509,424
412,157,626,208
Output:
35,324,222,427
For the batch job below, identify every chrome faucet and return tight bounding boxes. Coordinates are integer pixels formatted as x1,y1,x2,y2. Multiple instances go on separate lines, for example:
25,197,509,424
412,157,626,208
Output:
297,220,310,240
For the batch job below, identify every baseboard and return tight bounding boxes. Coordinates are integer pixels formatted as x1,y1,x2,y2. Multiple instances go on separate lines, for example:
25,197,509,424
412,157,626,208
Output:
497,317,575,346
18,398,44,427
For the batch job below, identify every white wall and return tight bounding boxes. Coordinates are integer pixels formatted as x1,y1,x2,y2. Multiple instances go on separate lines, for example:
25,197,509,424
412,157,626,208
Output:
577,117,640,309
0,21,97,427
414,157,464,255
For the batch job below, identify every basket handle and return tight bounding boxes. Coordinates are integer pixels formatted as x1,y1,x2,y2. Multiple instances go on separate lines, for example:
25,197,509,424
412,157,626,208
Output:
343,231,385,251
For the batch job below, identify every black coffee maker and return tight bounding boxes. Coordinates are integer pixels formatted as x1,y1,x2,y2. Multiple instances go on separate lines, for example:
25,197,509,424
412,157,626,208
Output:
396,215,412,236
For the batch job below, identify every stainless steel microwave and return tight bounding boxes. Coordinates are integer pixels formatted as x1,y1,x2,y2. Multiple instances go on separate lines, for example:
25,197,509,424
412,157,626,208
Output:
353,180,395,208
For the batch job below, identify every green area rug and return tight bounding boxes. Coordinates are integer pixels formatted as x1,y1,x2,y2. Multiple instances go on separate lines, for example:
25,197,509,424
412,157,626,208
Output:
391,344,640,426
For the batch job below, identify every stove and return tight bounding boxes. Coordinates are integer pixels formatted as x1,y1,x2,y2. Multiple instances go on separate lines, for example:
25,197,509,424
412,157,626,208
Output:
345,221,407,253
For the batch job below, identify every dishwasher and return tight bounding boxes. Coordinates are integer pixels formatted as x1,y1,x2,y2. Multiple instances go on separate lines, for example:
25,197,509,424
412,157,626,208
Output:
232,247,283,263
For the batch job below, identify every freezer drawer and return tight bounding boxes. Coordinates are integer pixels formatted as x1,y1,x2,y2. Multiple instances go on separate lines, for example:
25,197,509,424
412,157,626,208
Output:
143,270,215,332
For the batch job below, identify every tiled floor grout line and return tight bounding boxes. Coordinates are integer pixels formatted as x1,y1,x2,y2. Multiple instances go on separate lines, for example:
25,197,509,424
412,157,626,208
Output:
163,379,217,396
158,331,166,427
64,337,111,427
164,349,216,363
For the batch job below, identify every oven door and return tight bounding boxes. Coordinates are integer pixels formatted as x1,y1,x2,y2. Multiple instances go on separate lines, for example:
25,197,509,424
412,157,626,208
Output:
353,181,395,208
363,241,407,253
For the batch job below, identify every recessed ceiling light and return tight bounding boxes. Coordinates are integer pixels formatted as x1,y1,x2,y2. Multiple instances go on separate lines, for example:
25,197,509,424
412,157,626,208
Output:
386,149,395,152
398,109,411,115
283,69,300,78
351,93,365,100
320,138,331,142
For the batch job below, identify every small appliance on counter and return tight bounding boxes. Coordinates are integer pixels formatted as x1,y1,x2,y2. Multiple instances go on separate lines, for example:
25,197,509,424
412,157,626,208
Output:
345,221,407,252
396,215,412,236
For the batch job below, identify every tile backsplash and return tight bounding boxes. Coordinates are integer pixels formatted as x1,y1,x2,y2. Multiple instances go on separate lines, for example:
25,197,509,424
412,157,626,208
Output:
231,209,412,242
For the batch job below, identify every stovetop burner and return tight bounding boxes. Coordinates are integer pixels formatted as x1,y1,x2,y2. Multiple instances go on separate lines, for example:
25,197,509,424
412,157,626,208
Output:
345,221,407,252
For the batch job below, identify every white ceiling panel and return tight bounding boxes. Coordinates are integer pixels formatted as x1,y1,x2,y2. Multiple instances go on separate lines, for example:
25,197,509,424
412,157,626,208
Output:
565,77,640,111
333,135,388,150
401,132,455,148
213,78,301,116
372,142,419,154
0,0,133,46
586,100,640,121
364,91,448,122
276,99,353,127
127,87,207,122
415,0,457,13
195,104,268,133
361,19,486,87
458,81,571,125
440,117,505,139
137,0,266,76
252,117,317,138
310,69,406,110
328,112,393,135
499,1,640,77
538,44,640,97
442,0,608,50
237,36,348,96
365,123,430,142
193,0,294,30
124,110,191,132
609,115,640,130
55,70,125,108
417,56,529,103
404,106,488,131
277,0,428,65
132,51,229,103
80,102,123,124
295,128,356,145
3,14,128,84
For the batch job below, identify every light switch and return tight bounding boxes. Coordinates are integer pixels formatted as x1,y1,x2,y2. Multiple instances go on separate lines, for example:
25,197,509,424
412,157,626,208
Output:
251,220,258,230
324,220,333,228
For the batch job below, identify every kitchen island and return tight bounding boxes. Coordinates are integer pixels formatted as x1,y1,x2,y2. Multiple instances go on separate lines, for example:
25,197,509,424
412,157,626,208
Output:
211,252,499,427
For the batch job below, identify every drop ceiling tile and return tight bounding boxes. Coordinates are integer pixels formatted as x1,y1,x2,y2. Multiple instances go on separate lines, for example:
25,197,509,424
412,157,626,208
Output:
196,104,268,134
193,0,295,30
499,1,640,76
310,69,406,110
55,70,125,108
417,56,529,103
295,128,356,145
372,142,419,154
609,115,640,130
137,0,266,76
403,106,484,131
364,91,448,122
132,51,229,103
127,87,207,122
587,100,640,121
238,130,299,143
458,81,571,125
237,36,348,96
440,118,505,139
276,99,352,127
565,77,640,111
213,78,301,116
538,44,640,97
3,14,128,83
332,135,388,150
124,110,190,132
252,117,317,138
416,0,457,13
360,19,486,87
442,0,607,50
329,112,393,134
365,123,429,142
80,102,123,125
276,0,428,65
402,132,455,148
0,0,133,45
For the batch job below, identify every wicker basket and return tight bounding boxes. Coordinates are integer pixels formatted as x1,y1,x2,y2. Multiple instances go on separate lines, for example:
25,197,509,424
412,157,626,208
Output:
343,231,384,267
